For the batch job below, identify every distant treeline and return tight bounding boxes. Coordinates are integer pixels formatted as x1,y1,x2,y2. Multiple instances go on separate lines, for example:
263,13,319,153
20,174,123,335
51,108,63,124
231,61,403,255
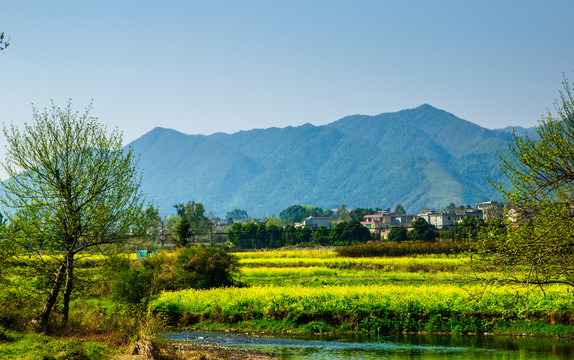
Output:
227,220,371,249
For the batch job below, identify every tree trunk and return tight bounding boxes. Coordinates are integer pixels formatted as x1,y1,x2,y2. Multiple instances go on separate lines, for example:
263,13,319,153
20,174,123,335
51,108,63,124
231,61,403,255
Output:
61,253,74,323
39,263,65,331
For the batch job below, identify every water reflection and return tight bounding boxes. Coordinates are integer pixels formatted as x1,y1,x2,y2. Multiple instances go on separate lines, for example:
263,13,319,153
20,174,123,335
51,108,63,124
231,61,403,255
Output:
167,331,574,359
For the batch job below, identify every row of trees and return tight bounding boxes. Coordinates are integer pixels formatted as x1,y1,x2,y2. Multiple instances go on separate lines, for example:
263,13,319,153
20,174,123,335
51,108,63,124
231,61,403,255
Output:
155,198,498,247
154,203,408,247
227,220,371,249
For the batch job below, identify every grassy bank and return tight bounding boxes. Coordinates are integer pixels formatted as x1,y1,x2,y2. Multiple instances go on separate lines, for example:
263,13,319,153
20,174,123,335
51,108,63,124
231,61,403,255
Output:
0,327,121,360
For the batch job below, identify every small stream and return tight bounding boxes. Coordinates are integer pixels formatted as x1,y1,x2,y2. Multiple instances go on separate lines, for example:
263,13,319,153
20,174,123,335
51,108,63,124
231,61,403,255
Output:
167,331,574,359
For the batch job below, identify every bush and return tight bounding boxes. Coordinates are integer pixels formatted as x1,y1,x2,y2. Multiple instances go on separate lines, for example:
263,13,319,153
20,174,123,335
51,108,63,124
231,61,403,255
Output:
174,247,240,289
111,247,241,305
335,241,468,257
387,226,408,242
0,289,38,330
141,252,176,293
111,266,155,305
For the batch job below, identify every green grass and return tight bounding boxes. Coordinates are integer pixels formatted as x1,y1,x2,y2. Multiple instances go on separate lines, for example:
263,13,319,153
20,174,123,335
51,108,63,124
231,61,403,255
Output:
0,328,120,360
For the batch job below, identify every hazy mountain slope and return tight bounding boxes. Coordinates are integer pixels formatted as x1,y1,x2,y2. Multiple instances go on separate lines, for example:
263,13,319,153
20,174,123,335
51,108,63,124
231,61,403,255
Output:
495,125,539,140
327,105,510,203
326,113,454,164
129,106,509,217
130,127,264,213
208,125,418,215
329,104,513,158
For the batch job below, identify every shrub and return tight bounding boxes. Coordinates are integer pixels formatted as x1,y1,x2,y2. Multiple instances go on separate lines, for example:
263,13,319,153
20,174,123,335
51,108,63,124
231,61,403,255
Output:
111,266,155,305
174,247,240,289
387,226,408,242
111,247,241,306
335,241,468,257
141,252,176,293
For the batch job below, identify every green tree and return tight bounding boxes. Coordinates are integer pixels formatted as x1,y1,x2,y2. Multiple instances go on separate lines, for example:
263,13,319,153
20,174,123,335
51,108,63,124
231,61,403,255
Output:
163,215,180,245
282,225,297,246
111,247,240,304
302,205,331,217
473,75,574,290
0,101,148,329
349,208,375,221
0,214,11,283
266,224,283,248
296,226,313,245
173,201,214,245
345,220,372,244
455,215,486,241
263,215,284,227
394,204,406,215
226,223,243,247
111,266,154,305
387,226,408,242
335,205,350,222
279,205,308,224
408,218,437,242
226,209,249,222
312,225,331,245
174,216,192,247
329,220,371,245
174,247,239,289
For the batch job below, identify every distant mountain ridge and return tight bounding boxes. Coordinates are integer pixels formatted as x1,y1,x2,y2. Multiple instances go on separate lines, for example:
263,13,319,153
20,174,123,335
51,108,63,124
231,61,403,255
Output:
495,125,539,139
129,105,514,217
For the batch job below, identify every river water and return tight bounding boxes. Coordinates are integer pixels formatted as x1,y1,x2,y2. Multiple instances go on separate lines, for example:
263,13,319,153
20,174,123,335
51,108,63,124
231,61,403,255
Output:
167,331,574,359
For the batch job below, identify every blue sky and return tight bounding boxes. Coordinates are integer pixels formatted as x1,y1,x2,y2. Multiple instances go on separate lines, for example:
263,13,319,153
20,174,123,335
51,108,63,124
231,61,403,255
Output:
1,0,573,148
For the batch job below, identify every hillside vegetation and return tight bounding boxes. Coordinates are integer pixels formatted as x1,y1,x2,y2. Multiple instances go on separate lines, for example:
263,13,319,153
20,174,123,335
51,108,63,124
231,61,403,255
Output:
129,104,512,216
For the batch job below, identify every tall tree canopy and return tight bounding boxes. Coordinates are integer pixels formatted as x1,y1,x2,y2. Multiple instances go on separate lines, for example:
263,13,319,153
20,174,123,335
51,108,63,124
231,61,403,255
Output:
408,218,437,242
394,204,406,215
226,209,249,222
173,201,213,246
473,75,574,291
349,208,376,221
0,101,148,329
387,225,408,242
279,205,308,224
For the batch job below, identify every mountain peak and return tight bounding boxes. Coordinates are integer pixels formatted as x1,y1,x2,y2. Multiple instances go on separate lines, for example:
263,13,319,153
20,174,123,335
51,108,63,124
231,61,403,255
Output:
129,106,507,216
416,103,438,110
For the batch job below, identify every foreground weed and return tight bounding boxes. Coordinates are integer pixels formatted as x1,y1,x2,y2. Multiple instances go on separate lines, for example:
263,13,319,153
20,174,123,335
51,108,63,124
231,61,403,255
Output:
0,331,118,360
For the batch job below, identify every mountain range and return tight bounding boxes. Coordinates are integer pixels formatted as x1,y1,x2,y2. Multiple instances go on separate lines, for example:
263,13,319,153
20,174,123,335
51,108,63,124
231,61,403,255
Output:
128,104,518,217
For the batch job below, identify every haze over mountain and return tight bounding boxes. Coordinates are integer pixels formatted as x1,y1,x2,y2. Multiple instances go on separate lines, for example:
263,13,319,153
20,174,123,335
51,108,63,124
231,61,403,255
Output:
129,105,514,217
495,125,539,139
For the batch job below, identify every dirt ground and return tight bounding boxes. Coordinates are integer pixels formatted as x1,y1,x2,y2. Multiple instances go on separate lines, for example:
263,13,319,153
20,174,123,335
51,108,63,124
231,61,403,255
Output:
172,343,278,360
115,340,278,360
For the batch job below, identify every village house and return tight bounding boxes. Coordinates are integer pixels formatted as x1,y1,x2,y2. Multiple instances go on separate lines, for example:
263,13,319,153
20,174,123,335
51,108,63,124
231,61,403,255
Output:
476,200,499,221
417,208,484,229
360,211,415,234
361,212,395,230
362,202,488,234
295,215,332,229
